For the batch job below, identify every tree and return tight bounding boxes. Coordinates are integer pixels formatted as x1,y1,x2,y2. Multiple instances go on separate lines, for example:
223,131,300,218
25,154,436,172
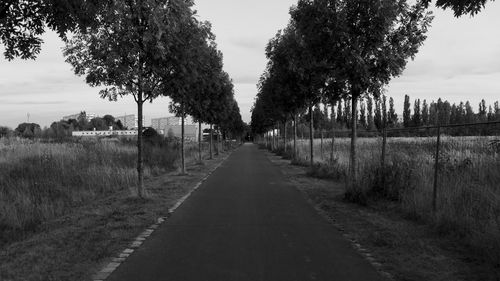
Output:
421,0,493,17
478,99,487,122
186,43,226,163
0,126,13,138
359,99,367,129
259,21,324,165
165,17,219,173
0,0,112,60
487,105,495,122
366,96,374,130
382,95,388,129
388,97,398,127
292,0,432,193
403,95,412,128
413,99,422,127
336,100,344,125
422,99,429,125
15,122,41,138
89,117,108,131
465,101,475,123
374,97,382,131
64,0,197,198
495,101,500,120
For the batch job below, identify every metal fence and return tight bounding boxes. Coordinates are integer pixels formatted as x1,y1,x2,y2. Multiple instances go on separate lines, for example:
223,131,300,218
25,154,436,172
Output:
258,120,500,213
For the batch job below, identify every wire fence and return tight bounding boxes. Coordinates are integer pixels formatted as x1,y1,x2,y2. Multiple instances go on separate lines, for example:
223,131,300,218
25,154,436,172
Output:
257,120,500,214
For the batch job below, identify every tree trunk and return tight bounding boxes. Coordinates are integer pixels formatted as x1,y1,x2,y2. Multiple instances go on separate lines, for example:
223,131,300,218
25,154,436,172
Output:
293,114,297,160
283,120,287,153
271,128,274,151
275,123,279,151
309,104,314,167
209,124,213,159
217,128,221,155
198,120,202,163
137,95,144,198
350,97,358,188
331,108,335,161
181,109,185,174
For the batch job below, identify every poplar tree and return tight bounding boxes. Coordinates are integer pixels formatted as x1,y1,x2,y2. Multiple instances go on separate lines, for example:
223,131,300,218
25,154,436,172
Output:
403,95,412,128
359,99,367,129
367,96,374,130
422,100,430,125
388,97,398,127
413,99,422,127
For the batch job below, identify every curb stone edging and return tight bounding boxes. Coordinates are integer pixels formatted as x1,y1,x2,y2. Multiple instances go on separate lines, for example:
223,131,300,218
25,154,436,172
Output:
92,153,232,281
314,205,395,281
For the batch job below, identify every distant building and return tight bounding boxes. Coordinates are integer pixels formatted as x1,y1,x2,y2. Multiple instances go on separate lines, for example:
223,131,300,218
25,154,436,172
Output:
62,112,96,122
116,114,137,129
72,130,138,137
151,116,203,141
151,116,196,129
163,125,199,141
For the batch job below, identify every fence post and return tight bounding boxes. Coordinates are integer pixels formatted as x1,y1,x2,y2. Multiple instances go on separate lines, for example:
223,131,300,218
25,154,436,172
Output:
433,125,441,213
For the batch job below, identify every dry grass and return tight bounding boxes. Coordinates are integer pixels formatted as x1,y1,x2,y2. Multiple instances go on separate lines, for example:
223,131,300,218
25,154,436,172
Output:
266,151,500,281
271,136,500,264
0,137,234,281
0,151,231,281
0,137,210,246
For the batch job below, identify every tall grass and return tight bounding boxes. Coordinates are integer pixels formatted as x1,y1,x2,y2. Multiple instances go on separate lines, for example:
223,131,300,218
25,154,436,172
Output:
278,136,500,262
0,137,205,244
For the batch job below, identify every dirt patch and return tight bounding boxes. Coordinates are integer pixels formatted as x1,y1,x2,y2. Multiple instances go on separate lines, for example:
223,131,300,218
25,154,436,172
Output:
0,153,231,281
265,151,500,281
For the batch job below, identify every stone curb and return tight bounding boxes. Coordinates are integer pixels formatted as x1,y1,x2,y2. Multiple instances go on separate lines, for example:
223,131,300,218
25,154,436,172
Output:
92,153,232,281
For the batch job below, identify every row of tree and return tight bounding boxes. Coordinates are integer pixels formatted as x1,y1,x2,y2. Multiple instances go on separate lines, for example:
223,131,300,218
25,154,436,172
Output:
251,0,433,196
250,0,491,197
1,0,245,198
402,97,500,127
296,96,500,134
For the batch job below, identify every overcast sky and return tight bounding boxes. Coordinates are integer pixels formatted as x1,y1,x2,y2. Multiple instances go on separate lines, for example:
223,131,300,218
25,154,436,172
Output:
0,0,499,128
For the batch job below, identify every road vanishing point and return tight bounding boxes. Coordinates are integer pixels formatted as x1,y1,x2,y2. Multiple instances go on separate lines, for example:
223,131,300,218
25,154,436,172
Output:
107,144,385,281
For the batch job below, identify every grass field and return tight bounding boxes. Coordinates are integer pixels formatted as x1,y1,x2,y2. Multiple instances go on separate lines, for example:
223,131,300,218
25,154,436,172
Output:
0,137,233,281
0,137,209,246
270,135,500,263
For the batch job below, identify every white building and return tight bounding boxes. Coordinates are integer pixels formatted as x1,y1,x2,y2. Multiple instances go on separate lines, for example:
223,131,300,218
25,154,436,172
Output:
72,130,138,137
116,114,138,129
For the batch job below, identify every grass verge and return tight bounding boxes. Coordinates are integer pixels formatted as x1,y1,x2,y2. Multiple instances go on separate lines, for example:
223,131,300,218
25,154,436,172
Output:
264,150,500,281
0,148,233,281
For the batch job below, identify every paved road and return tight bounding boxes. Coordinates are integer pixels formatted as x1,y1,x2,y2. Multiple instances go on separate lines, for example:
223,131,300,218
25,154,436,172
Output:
107,144,384,281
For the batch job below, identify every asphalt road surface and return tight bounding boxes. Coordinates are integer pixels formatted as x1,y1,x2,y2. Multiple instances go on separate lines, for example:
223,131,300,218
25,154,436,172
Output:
107,144,385,281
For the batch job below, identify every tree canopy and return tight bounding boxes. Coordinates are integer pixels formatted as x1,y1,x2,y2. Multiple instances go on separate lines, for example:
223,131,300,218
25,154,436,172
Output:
252,0,433,191
63,0,208,197
421,0,494,17
0,0,112,59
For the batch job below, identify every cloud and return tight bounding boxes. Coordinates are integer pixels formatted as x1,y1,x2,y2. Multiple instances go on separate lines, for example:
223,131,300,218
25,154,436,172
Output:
233,74,259,85
230,37,265,52
0,100,67,105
